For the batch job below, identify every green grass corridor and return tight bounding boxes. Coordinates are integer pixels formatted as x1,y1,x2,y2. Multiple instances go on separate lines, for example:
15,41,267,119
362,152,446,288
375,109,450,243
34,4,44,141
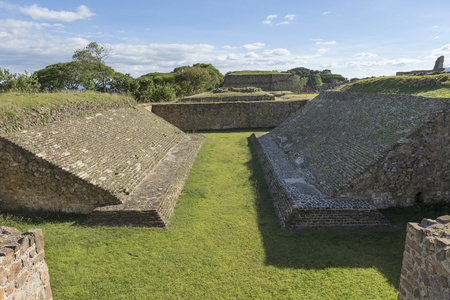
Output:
2,130,447,299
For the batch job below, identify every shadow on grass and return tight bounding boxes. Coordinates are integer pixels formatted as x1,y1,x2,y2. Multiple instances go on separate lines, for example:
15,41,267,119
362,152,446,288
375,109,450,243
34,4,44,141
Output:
0,209,85,227
245,137,449,288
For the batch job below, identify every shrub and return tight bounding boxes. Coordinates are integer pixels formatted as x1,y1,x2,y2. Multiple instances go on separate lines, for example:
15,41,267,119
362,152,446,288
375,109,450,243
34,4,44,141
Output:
151,83,176,102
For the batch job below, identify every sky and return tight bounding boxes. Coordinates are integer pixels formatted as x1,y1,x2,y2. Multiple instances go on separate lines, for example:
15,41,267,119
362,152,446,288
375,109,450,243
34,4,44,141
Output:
0,0,449,79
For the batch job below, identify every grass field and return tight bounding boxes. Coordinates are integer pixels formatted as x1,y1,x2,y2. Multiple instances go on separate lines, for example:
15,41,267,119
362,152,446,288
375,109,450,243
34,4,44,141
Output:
1,130,448,299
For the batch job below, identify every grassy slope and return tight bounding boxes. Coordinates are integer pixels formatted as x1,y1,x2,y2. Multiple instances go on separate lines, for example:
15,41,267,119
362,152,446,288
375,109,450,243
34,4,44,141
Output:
336,73,450,97
1,130,447,299
0,91,135,120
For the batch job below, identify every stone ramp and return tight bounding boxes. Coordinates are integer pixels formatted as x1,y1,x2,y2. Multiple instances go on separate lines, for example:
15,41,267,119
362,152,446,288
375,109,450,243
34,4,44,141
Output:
83,134,205,227
250,132,390,228
1,105,205,226
271,92,450,197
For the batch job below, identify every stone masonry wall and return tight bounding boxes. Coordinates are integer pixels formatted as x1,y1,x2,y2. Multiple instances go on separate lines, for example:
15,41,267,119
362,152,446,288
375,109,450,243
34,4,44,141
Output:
339,109,450,208
398,216,450,300
178,94,275,103
271,92,450,208
0,107,186,214
0,227,52,299
222,74,296,91
150,100,307,130
0,136,120,213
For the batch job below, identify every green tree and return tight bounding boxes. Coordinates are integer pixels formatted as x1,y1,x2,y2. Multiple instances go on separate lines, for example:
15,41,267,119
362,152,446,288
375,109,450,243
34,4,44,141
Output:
34,62,83,91
72,42,114,92
151,83,176,102
174,67,211,96
0,68,40,93
193,63,224,88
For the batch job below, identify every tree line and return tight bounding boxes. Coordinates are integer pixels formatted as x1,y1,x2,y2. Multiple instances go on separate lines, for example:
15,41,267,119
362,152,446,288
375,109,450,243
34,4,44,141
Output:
1,42,346,100
0,42,224,103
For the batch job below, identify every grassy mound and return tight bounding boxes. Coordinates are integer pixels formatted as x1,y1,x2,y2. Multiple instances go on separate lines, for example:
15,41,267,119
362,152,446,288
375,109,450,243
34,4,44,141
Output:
336,73,450,97
0,91,135,120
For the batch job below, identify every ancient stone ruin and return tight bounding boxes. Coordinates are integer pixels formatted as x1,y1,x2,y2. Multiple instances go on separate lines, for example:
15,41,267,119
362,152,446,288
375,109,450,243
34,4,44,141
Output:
251,91,449,228
398,215,450,300
0,101,204,227
222,73,298,91
396,56,445,75
0,227,52,299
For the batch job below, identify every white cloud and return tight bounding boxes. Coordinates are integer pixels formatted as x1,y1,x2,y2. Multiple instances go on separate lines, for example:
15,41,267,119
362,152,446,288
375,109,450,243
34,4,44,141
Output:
313,39,337,45
431,25,439,29
285,15,296,21
244,52,259,58
355,52,378,59
262,48,291,56
434,35,439,39
5,2,95,22
276,14,296,25
223,45,237,50
242,43,265,50
263,14,277,24
431,44,450,56
322,11,331,16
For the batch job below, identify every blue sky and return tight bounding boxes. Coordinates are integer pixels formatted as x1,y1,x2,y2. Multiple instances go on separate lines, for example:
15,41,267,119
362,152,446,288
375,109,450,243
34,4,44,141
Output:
0,0,449,79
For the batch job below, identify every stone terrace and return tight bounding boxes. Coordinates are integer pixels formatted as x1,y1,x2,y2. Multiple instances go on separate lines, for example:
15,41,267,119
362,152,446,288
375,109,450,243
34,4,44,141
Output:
271,92,449,198
0,106,205,226
252,91,449,228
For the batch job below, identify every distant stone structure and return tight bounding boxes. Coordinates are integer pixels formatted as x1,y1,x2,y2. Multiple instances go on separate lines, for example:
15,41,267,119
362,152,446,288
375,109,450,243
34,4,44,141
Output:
0,101,204,227
222,74,298,91
252,91,449,228
396,56,445,75
0,227,52,299
150,100,307,130
398,216,450,300
433,56,445,71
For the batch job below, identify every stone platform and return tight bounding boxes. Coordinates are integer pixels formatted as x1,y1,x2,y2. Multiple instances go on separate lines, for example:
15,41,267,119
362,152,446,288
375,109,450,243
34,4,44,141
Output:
1,105,205,227
250,132,390,228
83,133,205,227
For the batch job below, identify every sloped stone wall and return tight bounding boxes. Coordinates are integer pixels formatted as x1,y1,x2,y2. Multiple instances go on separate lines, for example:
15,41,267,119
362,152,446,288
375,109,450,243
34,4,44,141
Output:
0,227,52,299
150,100,307,130
271,92,450,208
0,136,119,213
339,109,450,208
0,107,187,214
398,216,450,300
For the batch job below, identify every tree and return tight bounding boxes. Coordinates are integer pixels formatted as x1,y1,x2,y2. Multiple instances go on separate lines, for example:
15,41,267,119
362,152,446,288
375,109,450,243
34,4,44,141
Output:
0,68,40,93
193,63,224,88
34,62,84,91
72,42,114,92
174,67,211,96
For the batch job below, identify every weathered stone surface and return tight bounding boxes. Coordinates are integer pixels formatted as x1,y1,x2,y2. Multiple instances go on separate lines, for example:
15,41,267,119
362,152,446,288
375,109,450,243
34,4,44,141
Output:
398,216,450,300
270,91,450,208
0,227,52,299
149,100,307,131
250,132,390,228
222,73,298,91
0,104,204,226
433,56,445,71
